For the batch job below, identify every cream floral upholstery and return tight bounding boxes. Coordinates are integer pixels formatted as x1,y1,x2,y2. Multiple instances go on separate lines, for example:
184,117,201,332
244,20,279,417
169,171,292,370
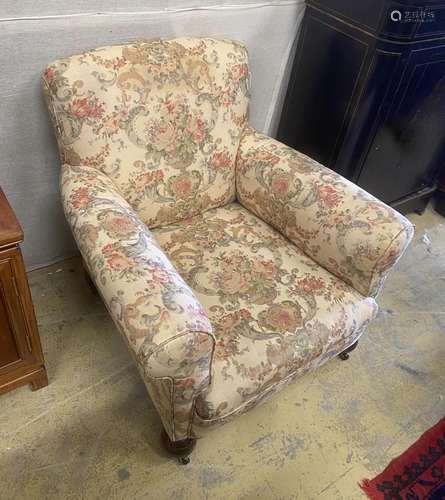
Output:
153,203,378,425
236,127,414,298
43,38,414,443
43,38,248,228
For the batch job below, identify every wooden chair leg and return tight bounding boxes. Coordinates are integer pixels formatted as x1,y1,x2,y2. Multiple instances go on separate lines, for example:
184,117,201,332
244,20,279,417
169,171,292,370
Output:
338,340,359,360
161,428,196,465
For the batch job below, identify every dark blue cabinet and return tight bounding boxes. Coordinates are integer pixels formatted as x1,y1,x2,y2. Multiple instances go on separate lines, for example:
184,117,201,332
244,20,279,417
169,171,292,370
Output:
278,0,445,213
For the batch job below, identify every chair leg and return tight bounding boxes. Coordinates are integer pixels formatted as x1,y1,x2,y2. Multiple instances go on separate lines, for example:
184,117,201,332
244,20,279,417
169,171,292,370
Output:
161,428,196,465
338,340,359,361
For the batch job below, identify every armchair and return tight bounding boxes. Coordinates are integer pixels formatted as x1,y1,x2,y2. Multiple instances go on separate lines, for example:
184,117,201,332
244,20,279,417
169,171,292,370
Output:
43,38,414,463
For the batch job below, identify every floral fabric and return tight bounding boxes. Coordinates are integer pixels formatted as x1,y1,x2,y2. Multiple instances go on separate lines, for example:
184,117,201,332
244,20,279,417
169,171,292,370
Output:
60,163,215,440
43,38,413,443
236,127,415,297
152,203,378,424
42,38,249,229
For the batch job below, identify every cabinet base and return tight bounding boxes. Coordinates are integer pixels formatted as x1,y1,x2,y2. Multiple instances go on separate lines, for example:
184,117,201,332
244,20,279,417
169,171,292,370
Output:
30,368,49,391
0,365,48,395
390,186,436,215
434,188,445,217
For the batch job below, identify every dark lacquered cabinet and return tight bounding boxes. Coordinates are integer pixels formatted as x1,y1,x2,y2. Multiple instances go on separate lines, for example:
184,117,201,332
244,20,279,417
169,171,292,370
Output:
0,188,48,394
278,0,445,213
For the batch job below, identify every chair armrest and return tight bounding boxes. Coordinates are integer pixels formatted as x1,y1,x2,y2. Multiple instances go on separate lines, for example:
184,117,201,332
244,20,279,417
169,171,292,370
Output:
236,127,414,297
61,164,214,439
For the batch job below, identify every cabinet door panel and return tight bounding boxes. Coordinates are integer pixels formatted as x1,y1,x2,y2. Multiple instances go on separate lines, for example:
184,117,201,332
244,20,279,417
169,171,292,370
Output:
357,46,445,202
0,256,34,375
0,288,20,366
277,12,369,167
335,49,403,180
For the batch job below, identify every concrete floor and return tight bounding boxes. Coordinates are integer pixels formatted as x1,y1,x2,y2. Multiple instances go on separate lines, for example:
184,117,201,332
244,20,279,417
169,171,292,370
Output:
1,206,444,500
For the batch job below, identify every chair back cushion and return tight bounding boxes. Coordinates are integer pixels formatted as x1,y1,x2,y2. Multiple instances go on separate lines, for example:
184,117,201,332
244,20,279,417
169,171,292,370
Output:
43,38,250,227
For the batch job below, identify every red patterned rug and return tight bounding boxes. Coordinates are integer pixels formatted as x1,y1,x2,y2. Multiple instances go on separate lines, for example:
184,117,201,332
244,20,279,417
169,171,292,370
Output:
360,417,445,499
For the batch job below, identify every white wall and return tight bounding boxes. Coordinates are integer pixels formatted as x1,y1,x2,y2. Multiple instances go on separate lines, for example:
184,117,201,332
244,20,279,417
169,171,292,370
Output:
0,1,305,269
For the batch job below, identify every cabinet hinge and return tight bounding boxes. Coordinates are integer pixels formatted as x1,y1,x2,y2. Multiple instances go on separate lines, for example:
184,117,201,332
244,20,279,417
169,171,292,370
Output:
25,333,33,353
11,275,19,296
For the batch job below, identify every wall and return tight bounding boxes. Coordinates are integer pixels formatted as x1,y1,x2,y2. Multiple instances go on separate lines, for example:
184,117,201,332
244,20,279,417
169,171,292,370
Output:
0,0,305,269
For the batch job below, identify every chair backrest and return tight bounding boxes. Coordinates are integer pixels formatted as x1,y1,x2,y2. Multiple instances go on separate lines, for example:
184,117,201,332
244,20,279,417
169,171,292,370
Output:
43,38,250,228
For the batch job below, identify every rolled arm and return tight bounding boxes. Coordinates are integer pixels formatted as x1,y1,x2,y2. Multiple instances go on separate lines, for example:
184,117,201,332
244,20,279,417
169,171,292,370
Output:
236,127,414,297
61,164,214,439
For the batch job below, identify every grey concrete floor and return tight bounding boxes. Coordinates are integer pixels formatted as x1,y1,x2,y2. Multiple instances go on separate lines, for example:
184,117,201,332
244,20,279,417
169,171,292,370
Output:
0,206,444,500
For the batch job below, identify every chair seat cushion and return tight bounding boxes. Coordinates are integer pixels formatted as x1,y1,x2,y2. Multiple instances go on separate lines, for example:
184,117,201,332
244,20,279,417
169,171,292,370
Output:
152,203,378,421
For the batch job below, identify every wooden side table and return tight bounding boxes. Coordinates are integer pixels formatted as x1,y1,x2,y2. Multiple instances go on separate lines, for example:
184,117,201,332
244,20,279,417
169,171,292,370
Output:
0,187,48,394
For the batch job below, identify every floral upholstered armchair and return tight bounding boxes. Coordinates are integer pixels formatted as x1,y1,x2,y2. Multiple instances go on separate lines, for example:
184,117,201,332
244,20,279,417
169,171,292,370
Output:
42,38,414,462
